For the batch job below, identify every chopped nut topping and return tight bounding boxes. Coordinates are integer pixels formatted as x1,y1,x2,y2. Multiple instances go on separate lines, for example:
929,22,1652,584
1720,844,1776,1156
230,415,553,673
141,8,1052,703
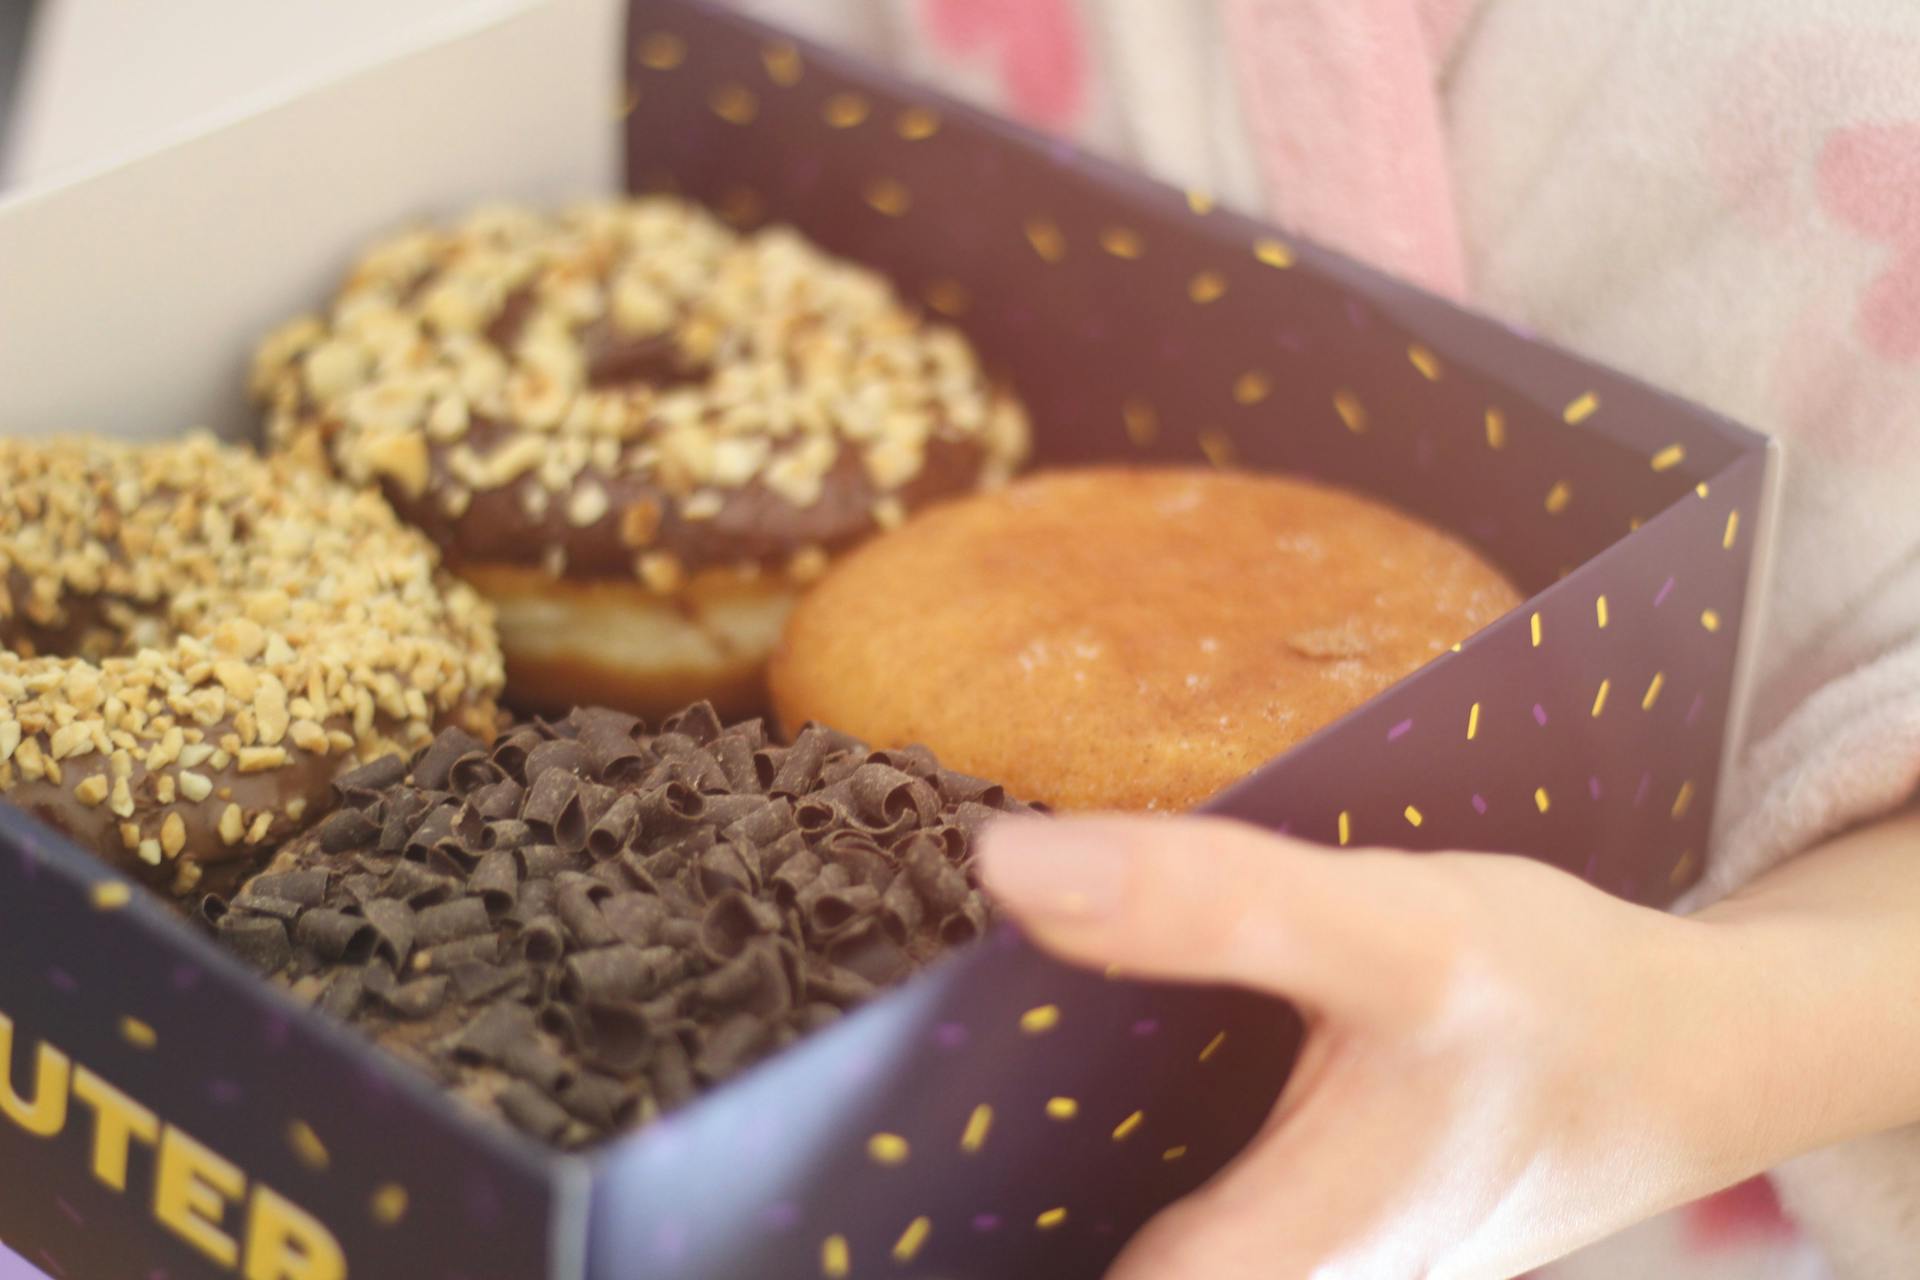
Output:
637,552,685,594
252,197,1032,583
0,435,504,878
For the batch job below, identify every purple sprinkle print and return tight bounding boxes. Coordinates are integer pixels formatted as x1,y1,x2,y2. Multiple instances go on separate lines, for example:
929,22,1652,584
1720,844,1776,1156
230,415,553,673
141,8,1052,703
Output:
38,1252,62,1278
14,843,38,879
1275,820,1293,836
46,968,76,993
1686,693,1706,727
758,1202,801,1232
1583,850,1602,881
1654,576,1676,607
1095,1221,1117,1236
972,1214,1002,1233
55,1199,80,1226
1344,298,1369,328
1472,516,1501,541
652,1222,687,1262
1471,794,1488,815
934,1022,970,1050
1635,772,1653,807
1532,703,1550,727
1046,137,1077,166
149,1271,169,1280
1131,1018,1160,1037
170,963,202,992
208,1078,242,1105
1589,776,1603,801
1157,333,1188,363
1387,718,1414,742
1274,327,1308,353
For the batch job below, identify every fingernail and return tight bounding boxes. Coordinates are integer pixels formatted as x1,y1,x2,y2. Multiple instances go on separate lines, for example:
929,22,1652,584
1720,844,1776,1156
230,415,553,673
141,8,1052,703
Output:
979,820,1130,919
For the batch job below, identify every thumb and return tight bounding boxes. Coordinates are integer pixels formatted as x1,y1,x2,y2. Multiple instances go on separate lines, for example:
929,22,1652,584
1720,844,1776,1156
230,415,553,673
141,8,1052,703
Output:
978,815,1423,1012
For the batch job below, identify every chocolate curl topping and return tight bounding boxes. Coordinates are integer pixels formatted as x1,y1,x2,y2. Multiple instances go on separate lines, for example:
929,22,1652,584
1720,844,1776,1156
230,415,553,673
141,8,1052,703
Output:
216,709,1018,1151
412,727,484,793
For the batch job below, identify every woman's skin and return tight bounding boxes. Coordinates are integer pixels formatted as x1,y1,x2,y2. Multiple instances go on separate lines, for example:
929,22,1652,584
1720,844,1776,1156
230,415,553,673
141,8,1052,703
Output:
978,809,1920,1279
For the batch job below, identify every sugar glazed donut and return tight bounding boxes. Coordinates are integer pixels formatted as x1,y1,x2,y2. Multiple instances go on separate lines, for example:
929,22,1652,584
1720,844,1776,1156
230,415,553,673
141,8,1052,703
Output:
0,436,503,895
771,467,1523,812
253,199,1029,718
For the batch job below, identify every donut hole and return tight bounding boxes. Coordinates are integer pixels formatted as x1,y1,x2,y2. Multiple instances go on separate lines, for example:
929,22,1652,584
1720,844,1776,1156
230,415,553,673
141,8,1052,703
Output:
0,584,176,663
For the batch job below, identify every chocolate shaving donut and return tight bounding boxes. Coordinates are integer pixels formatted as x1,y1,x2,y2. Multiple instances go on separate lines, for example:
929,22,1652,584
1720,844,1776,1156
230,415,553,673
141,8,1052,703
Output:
0,435,503,895
252,198,1030,718
211,703,1036,1148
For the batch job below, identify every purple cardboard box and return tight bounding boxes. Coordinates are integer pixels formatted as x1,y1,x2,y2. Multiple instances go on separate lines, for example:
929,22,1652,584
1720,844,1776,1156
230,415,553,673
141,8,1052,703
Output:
0,1,1775,1277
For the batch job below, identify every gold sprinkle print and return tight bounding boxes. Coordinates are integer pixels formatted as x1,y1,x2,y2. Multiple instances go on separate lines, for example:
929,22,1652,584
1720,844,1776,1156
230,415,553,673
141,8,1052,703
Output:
287,1121,329,1171
961,1104,993,1152
1592,679,1611,718
1199,1031,1227,1062
1650,443,1687,472
1186,189,1215,215
1407,344,1442,380
1643,672,1665,710
1333,390,1366,434
119,1017,156,1050
1113,1111,1145,1141
863,178,911,216
1724,510,1741,550
371,1184,409,1226
1544,481,1572,515
1467,701,1481,740
1162,1146,1189,1162
90,882,131,911
1122,398,1158,446
821,1234,850,1278
761,42,803,86
1563,391,1599,424
1672,780,1695,820
1046,1097,1079,1121
1020,1005,1061,1034
1197,429,1236,469
923,279,970,317
1101,227,1145,259
1037,1208,1068,1230
1024,217,1066,263
867,1132,910,1165
893,1217,932,1263
612,83,640,119
1670,850,1699,889
638,32,686,70
1233,371,1272,405
822,92,870,127
896,106,941,140
1696,482,1711,498
1484,407,1507,450
1701,609,1721,632
1533,787,1552,814
1337,811,1352,846
1253,237,1294,268
1404,805,1424,828
1596,595,1610,629
1530,612,1543,647
709,83,758,125
1188,271,1228,304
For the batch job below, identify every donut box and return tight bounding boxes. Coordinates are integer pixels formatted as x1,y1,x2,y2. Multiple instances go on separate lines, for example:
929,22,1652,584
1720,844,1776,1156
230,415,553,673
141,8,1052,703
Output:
0,0,1779,1278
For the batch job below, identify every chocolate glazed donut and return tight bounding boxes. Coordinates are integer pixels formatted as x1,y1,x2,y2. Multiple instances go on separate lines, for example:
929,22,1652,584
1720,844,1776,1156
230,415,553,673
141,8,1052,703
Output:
0,436,502,896
253,199,1030,719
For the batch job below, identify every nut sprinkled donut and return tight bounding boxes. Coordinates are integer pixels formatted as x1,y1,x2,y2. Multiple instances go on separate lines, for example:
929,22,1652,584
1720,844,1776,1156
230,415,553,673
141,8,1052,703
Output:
0,435,503,895
253,198,1029,718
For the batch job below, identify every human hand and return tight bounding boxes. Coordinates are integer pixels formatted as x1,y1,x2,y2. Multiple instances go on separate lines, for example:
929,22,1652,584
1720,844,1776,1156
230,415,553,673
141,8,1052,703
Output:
978,816,1786,1280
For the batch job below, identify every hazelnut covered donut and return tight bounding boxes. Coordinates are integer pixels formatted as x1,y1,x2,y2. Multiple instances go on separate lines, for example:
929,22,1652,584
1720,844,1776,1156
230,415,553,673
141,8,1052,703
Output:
0,435,503,895
253,198,1029,719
